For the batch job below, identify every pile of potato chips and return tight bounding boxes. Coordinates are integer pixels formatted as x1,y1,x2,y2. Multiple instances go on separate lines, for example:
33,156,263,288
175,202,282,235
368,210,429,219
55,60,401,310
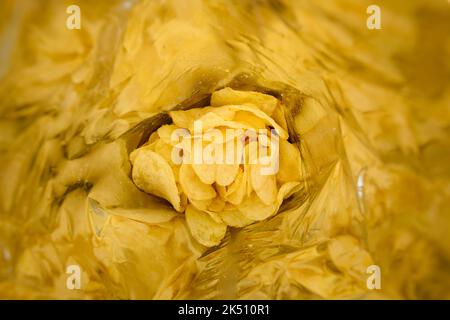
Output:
130,88,302,246
0,0,449,299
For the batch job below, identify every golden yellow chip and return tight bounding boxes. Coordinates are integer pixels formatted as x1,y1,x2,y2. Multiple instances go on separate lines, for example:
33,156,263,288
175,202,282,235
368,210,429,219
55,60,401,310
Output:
130,148,182,212
238,181,301,221
189,198,213,211
250,163,277,205
227,104,288,139
191,153,239,187
192,162,216,185
277,181,301,202
179,163,216,200
215,163,239,186
238,192,278,221
151,139,175,164
185,205,227,247
225,168,246,205
170,106,235,132
169,108,209,129
233,110,267,129
157,124,183,145
211,87,278,116
216,184,227,199
207,196,226,212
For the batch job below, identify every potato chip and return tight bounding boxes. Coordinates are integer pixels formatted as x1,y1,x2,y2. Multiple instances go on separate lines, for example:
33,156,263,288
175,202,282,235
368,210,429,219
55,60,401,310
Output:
215,184,227,199
170,106,235,132
207,196,226,212
182,106,274,134
211,87,278,116
242,142,257,197
197,113,251,132
130,148,182,212
233,110,267,129
197,111,239,132
245,163,253,197
227,104,288,139
147,130,160,145
225,168,246,205
191,151,239,187
169,108,209,129
157,124,183,145
192,162,216,184
238,192,278,221
277,181,301,203
152,139,175,164
149,139,182,180
220,208,255,228
185,205,227,247
215,163,239,186
206,211,225,224
239,181,301,221
179,163,216,200
211,107,236,120
250,163,277,205
189,198,213,211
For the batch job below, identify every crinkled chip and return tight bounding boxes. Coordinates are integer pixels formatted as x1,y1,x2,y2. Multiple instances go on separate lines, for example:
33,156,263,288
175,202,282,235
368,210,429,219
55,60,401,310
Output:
157,124,185,145
170,106,235,132
233,110,267,129
215,162,239,186
225,168,246,205
238,192,278,221
239,181,301,221
220,208,255,228
130,147,182,212
192,162,216,185
185,205,227,247
277,181,302,201
211,87,278,116
191,156,239,187
250,163,277,205
207,196,226,212
227,104,288,139
189,198,213,211
169,108,209,129
179,163,216,200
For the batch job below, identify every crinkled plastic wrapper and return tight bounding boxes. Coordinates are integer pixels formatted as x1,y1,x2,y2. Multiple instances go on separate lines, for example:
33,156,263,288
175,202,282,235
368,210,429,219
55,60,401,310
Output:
0,0,449,299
